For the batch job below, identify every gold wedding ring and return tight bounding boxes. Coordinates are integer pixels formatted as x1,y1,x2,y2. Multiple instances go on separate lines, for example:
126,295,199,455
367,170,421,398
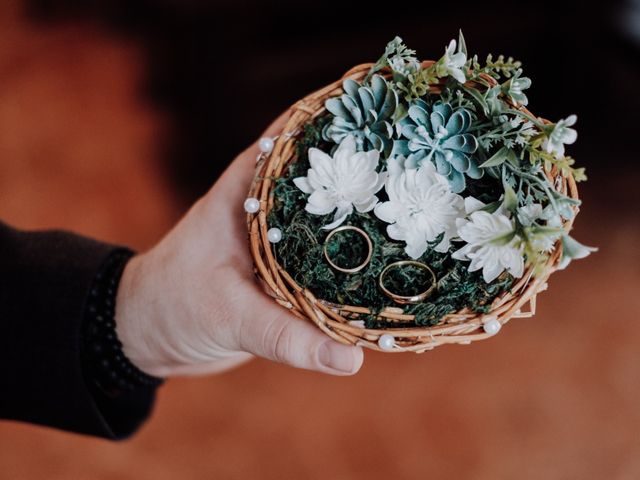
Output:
379,260,436,304
323,226,373,274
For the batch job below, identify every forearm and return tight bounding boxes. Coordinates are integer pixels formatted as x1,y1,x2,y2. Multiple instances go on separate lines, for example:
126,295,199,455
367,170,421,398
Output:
0,222,157,439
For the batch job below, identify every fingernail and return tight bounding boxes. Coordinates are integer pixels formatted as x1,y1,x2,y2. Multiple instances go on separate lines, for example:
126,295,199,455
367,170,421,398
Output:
319,341,357,373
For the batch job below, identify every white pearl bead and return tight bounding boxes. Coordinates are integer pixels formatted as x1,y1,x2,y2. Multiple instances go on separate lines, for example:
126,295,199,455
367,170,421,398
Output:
258,137,274,153
483,318,502,335
267,227,282,243
378,334,395,351
243,197,260,213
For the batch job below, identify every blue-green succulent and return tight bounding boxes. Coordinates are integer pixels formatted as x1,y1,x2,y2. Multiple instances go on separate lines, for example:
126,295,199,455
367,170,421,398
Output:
322,75,398,156
393,99,481,193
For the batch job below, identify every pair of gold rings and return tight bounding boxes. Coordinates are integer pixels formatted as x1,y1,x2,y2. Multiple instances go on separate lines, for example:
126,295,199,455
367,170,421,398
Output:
322,226,436,305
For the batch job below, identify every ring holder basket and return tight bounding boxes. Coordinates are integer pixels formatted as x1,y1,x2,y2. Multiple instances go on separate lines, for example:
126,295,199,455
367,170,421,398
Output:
247,61,579,353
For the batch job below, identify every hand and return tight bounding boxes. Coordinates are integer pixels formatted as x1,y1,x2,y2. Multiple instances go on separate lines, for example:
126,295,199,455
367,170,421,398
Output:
114,112,364,378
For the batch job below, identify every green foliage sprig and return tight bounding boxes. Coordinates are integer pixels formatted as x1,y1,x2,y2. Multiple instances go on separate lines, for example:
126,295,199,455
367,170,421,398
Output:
466,53,522,82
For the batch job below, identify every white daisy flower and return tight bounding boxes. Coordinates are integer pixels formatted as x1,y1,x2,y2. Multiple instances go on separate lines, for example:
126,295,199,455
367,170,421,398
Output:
293,135,386,230
374,158,464,259
452,208,525,283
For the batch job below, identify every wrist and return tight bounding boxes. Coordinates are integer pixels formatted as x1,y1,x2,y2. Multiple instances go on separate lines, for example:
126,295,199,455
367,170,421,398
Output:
114,252,168,378
82,250,163,395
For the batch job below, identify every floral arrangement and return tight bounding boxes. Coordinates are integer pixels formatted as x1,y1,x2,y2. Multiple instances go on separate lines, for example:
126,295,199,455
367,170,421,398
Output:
246,33,595,349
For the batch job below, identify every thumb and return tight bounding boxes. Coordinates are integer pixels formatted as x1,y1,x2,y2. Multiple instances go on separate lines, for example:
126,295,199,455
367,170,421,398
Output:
238,295,364,376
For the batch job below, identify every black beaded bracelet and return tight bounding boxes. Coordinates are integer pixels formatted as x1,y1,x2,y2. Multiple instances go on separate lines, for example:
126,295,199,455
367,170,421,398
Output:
81,249,164,397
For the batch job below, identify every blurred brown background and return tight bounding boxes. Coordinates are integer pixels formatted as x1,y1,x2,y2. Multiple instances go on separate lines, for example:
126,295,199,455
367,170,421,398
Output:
1,0,639,478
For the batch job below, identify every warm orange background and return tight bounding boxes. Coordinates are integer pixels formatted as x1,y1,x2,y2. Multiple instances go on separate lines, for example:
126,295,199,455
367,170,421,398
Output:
1,3,639,479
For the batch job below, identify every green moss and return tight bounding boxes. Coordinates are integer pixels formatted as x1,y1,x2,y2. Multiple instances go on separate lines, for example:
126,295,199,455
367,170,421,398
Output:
268,116,514,328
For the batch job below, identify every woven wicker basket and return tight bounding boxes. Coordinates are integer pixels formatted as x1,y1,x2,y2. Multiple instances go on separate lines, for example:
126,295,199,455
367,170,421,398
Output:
246,61,580,353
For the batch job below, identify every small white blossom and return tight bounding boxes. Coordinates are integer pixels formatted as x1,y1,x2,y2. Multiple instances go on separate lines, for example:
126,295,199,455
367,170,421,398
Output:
388,54,421,76
557,235,598,270
441,39,467,83
452,208,525,283
501,70,532,106
293,135,386,230
519,204,564,253
540,205,563,227
374,158,464,259
517,203,543,227
531,233,559,254
542,114,578,158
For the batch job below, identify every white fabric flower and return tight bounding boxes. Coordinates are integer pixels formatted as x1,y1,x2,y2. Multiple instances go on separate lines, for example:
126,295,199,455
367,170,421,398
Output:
293,135,386,230
517,203,543,227
463,196,487,215
542,114,578,158
531,232,559,254
541,205,563,227
374,158,464,259
517,203,564,253
388,54,421,76
557,235,597,270
442,39,467,83
452,209,525,283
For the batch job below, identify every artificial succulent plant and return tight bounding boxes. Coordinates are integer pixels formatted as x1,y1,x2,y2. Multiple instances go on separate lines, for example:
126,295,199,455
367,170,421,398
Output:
394,99,481,193
322,75,398,157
